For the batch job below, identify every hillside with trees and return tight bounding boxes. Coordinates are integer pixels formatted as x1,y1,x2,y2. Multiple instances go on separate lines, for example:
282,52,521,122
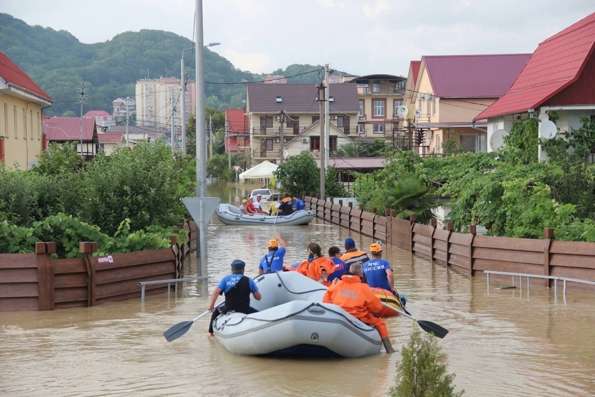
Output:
0,13,328,115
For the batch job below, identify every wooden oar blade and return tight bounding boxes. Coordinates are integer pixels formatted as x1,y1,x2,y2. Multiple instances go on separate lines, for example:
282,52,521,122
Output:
163,320,194,342
418,320,448,339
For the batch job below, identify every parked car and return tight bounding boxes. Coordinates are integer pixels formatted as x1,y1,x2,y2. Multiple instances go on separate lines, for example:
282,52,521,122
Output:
249,188,272,201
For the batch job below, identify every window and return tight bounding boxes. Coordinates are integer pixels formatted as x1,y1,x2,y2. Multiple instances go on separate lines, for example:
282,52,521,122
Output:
260,115,273,130
0,102,4,138
395,80,406,92
286,117,299,135
358,99,365,116
23,109,27,140
330,136,338,152
432,97,437,115
373,123,385,134
312,115,320,124
373,99,385,118
357,123,366,134
336,115,344,128
29,110,33,140
265,138,273,151
372,82,381,93
393,100,403,118
13,106,17,138
37,111,41,140
310,136,320,151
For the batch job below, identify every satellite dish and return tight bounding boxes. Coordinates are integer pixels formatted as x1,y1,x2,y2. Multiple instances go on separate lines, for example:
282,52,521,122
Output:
397,105,408,118
490,129,506,151
540,120,558,139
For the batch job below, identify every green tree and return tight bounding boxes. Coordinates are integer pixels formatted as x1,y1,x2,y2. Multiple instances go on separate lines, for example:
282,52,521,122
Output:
390,328,464,397
274,152,320,197
325,167,346,197
207,153,233,181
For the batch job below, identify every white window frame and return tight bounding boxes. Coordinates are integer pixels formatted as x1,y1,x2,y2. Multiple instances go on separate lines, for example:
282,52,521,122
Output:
373,123,385,134
373,99,385,118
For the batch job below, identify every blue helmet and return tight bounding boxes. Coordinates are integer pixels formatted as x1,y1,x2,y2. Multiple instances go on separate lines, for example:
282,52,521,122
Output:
344,237,356,250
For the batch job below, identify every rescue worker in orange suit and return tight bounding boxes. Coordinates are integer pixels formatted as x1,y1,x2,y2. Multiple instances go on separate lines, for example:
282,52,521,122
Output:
323,262,395,353
297,242,335,285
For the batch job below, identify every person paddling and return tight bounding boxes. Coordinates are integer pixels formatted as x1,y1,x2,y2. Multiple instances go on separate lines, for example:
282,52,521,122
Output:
340,237,370,273
258,237,287,274
208,260,262,335
363,243,394,293
323,262,394,353
277,196,294,216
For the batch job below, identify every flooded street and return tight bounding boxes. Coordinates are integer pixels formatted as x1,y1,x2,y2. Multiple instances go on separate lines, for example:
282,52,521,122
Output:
1,185,594,396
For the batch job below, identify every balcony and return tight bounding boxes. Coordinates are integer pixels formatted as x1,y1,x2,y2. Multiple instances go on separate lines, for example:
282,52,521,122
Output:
357,86,405,96
252,127,303,137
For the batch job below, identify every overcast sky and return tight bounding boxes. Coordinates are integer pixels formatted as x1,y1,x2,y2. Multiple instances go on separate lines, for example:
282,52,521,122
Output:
3,0,593,75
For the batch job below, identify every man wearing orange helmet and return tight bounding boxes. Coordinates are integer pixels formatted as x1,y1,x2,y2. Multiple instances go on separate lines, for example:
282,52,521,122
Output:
363,242,394,293
258,237,287,274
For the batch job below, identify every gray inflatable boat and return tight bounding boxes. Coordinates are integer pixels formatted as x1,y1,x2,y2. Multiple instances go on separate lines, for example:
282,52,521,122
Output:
212,272,382,358
215,204,314,226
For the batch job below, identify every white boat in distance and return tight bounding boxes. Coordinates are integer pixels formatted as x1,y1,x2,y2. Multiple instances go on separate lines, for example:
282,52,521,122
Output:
213,272,382,358
216,204,314,226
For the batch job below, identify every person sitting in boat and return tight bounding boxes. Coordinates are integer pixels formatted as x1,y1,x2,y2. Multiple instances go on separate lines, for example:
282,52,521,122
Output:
277,196,294,216
244,198,257,215
363,243,394,293
208,259,262,336
340,237,370,273
323,262,395,353
327,246,347,283
297,243,335,284
253,195,266,214
293,196,305,211
258,237,287,274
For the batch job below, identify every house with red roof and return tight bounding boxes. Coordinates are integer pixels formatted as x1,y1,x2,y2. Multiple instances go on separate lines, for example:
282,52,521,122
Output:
410,53,531,155
405,60,421,120
475,12,595,159
97,132,124,155
43,116,98,159
224,108,250,154
0,52,52,169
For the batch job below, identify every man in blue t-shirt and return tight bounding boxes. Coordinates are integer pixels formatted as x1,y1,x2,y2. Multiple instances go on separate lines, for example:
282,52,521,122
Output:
294,197,305,211
258,237,287,274
327,246,347,283
362,243,394,292
208,259,261,335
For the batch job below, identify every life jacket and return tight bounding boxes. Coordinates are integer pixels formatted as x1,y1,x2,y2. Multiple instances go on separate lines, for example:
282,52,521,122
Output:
245,201,256,214
296,259,309,276
306,256,335,283
340,249,370,273
224,276,251,314
323,274,384,320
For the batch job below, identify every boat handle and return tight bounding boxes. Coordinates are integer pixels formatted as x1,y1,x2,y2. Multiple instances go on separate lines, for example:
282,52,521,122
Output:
307,306,326,315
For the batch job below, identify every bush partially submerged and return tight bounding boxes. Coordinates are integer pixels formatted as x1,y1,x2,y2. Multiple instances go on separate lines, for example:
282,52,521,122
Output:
390,328,463,397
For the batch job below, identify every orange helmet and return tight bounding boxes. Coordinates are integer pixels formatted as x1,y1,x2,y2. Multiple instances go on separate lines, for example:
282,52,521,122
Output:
369,242,383,254
267,239,279,249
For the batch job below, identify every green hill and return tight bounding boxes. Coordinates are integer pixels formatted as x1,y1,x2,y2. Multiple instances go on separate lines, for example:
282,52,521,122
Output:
0,13,327,115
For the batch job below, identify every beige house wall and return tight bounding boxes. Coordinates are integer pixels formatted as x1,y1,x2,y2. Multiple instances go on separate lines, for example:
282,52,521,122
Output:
0,93,43,169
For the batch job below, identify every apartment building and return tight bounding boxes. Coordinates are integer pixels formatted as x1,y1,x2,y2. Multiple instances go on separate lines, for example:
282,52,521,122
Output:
135,77,194,130
112,97,135,125
0,52,52,169
349,74,408,147
245,83,359,165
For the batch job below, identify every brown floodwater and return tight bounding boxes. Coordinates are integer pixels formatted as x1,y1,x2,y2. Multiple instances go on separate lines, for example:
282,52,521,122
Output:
1,186,595,396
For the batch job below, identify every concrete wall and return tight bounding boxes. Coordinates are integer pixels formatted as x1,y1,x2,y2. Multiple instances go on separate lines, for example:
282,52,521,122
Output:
0,93,44,169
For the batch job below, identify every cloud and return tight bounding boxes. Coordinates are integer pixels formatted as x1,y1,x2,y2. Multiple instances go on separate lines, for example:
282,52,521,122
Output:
220,49,273,74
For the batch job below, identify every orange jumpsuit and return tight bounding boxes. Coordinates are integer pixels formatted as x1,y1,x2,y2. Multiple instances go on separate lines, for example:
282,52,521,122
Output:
296,257,335,285
323,274,389,338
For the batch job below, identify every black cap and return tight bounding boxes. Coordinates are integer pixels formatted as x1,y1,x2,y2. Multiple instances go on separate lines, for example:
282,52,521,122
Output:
231,259,246,271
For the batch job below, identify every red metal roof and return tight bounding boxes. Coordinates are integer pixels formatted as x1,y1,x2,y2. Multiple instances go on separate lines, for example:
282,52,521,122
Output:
476,12,595,120
43,117,96,141
84,110,111,118
225,108,248,134
0,52,52,103
422,54,531,98
409,60,421,86
97,132,123,144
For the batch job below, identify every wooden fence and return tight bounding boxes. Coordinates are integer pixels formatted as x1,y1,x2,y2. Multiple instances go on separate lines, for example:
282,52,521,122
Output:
304,197,595,285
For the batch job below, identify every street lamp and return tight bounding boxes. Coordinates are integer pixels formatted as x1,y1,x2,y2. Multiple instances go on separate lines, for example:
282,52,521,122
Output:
180,42,221,154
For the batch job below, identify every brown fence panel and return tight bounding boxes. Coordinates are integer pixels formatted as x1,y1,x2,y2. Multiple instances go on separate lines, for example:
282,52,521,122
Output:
448,232,473,275
53,258,88,309
324,201,333,222
331,203,341,225
390,217,412,250
316,199,325,219
412,223,434,260
361,211,375,237
433,228,450,265
340,205,352,229
304,196,313,210
374,215,387,242
550,240,595,282
350,208,362,233
473,235,545,277
94,249,176,303
0,253,39,311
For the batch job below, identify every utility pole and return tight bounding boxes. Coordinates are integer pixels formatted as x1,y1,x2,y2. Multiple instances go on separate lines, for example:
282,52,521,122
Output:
170,96,176,153
278,111,285,164
180,57,186,155
79,82,85,158
195,0,208,281
125,96,130,146
318,82,326,200
324,64,330,173
208,114,213,159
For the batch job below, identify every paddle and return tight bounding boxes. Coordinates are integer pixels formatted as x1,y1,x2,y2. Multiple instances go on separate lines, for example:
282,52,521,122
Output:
395,308,449,339
163,310,210,342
